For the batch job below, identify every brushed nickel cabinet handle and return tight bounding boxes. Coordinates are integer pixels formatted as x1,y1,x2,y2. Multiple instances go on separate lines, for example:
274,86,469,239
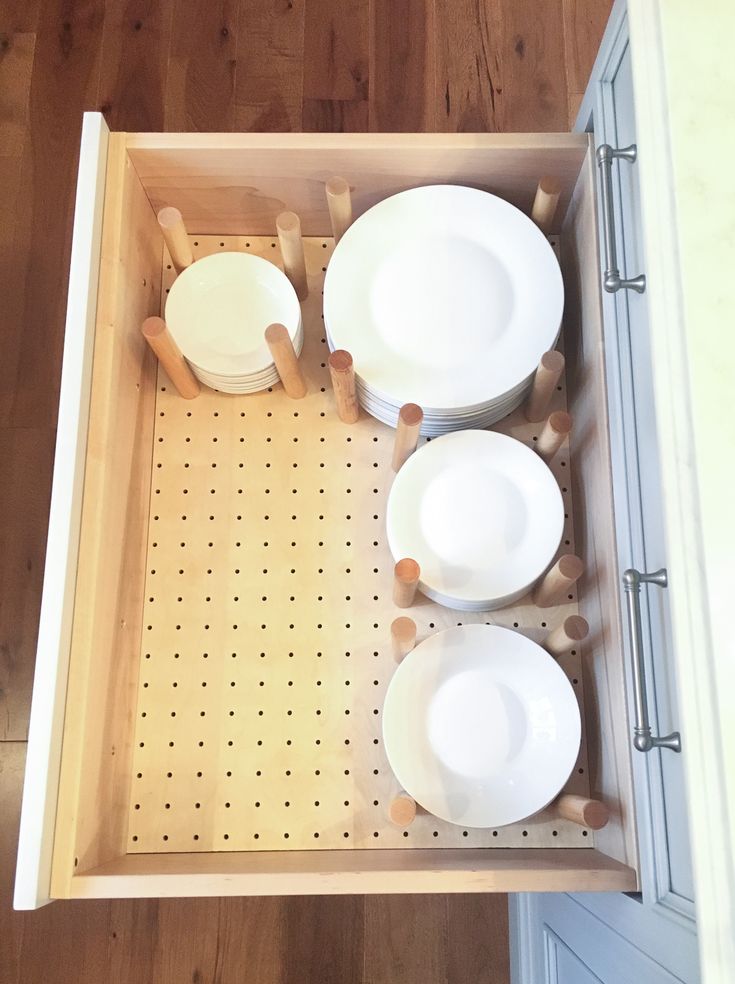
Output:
622,568,681,753
596,144,647,294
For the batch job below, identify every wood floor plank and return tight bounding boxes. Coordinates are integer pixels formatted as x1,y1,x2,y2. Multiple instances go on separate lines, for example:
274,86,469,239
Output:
364,894,448,984
369,0,436,131
0,742,26,984
303,0,368,102
0,429,55,740
284,895,364,984
234,0,305,131
108,899,160,984
445,895,511,984
302,97,368,131
481,0,570,132
0,0,41,33
164,0,239,132
0,742,113,984
434,0,498,131
214,897,285,984
0,32,37,156
0,0,103,429
562,0,612,125
97,0,173,130
151,899,223,981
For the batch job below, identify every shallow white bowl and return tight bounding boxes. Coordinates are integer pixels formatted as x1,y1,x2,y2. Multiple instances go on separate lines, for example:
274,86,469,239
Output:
386,430,564,606
166,252,302,377
382,624,581,827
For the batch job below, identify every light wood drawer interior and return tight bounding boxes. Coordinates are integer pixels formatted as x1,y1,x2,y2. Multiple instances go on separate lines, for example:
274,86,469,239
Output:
49,131,637,898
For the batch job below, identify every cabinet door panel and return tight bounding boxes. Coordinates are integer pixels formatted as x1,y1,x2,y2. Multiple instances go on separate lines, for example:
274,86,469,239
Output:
605,37,694,916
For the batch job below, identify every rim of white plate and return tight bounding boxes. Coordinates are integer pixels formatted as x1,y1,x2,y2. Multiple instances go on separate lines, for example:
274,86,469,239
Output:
323,185,563,410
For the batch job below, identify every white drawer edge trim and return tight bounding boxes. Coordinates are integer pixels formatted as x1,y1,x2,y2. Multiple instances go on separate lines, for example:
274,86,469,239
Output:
14,112,110,910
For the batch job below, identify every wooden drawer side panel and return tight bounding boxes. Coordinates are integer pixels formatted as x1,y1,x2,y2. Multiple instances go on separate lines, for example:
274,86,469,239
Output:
50,137,163,894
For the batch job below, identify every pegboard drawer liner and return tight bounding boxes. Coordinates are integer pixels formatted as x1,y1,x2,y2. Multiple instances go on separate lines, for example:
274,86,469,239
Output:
128,234,591,854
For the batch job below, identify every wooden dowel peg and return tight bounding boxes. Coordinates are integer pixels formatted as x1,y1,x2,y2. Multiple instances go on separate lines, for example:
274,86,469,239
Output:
141,317,200,400
389,792,417,828
392,403,423,472
525,350,565,422
531,176,562,233
545,616,590,656
157,206,193,272
394,558,421,609
533,554,584,608
554,794,610,830
328,349,359,424
326,176,353,244
265,323,306,399
276,211,308,301
391,616,417,661
536,410,572,461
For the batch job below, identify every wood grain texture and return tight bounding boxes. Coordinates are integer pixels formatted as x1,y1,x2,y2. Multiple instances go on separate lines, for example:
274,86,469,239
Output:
435,0,498,132
164,0,238,131
0,429,55,740
0,742,113,984
302,97,369,132
234,0,305,131
0,0,102,430
369,0,436,130
482,0,571,132
445,894,511,984
364,895,447,984
304,0,368,102
0,0,41,33
51,134,161,892
97,0,173,130
0,32,36,156
285,896,364,984
562,0,612,124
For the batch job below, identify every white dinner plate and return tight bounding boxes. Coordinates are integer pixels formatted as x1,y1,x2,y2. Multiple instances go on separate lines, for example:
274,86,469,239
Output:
324,185,563,411
166,252,302,376
387,430,563,607
382,624,581,827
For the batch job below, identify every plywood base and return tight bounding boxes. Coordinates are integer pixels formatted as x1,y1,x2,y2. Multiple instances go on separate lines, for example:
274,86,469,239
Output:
127,235,592,854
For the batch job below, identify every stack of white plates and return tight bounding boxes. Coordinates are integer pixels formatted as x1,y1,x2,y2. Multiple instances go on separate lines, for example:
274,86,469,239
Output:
165,252,302,394
383,624,581,828
323,185,564,435
387,430,564,611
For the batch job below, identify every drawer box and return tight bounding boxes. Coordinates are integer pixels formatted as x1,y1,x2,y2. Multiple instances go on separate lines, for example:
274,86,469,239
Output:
16,114,637,905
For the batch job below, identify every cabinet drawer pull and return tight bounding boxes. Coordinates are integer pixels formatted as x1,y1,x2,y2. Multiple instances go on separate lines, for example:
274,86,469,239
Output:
596,144,647,294
622,568,681,753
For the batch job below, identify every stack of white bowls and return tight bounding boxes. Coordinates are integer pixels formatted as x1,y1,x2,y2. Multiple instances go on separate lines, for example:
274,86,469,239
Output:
386,430,564,611
323,185,564,435
165,252,302,394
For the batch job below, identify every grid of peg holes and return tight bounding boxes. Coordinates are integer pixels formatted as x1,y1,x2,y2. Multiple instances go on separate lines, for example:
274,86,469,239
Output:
127,233,592,853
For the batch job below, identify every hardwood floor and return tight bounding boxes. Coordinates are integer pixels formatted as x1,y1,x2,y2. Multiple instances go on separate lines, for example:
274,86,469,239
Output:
0,0,610,980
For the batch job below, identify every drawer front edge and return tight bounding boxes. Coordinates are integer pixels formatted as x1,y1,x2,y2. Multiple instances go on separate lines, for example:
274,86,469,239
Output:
14,112,110,910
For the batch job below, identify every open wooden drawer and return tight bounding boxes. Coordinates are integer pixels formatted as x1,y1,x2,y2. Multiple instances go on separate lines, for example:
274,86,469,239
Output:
15,113,638,906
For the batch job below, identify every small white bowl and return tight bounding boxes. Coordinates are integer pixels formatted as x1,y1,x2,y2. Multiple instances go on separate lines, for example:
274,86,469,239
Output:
165,252,301,377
